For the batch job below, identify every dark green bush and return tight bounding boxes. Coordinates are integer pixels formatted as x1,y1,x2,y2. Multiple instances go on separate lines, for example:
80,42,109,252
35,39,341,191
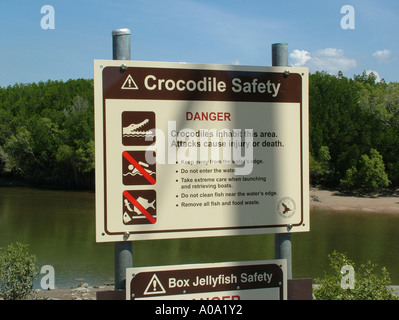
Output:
0,242,39,300
314,251,397,300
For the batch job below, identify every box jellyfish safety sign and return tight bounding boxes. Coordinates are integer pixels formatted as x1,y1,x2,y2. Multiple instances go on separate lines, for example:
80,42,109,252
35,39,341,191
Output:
94,60,309,242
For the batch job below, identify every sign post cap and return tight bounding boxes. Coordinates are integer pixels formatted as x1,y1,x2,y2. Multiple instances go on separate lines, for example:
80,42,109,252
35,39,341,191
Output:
112,28,131,36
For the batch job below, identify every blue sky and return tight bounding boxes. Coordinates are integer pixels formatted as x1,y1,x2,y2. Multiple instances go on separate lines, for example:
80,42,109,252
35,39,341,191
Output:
0,0,398,87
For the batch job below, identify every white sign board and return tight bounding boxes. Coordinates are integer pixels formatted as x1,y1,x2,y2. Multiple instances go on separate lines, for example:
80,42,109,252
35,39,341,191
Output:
126,260,287,300
94,60,309,242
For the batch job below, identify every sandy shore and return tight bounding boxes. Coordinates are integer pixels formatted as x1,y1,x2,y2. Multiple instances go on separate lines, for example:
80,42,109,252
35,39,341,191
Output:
310,188,399,214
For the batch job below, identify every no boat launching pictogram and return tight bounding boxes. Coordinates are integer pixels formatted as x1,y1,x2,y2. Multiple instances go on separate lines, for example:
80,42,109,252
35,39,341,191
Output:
123,190,156,225
122,111,155,146
122,151,156,185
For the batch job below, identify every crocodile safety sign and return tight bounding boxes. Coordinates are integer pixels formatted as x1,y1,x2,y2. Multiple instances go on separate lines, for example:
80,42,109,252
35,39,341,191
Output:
94,60,309,242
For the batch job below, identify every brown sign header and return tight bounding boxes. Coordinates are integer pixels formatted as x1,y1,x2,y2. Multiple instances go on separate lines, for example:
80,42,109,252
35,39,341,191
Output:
130,263,284,299
103,66,302,103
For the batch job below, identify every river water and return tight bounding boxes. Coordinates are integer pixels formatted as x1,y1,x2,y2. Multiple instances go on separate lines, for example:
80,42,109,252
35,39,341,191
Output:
0,186,398,288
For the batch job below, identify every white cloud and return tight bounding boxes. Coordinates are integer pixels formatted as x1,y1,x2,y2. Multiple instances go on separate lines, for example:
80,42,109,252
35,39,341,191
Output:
372,49,391,63
311,48,357,73
290,50,311,67
290,48,357,74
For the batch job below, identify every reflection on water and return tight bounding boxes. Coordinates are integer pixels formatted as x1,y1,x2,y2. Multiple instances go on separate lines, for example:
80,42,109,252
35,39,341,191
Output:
0,187,114,288
293,208,399,282
0,187,398,288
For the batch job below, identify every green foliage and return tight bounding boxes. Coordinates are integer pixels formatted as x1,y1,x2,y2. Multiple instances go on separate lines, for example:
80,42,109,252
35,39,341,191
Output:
354,70,382,86
309,71,399,189
357,81,399,185
310,146,331,185
340,148,390,190
0,243,39,300
314,251,397,300
0,79,94,188
309,71,366,187
1,73,399,190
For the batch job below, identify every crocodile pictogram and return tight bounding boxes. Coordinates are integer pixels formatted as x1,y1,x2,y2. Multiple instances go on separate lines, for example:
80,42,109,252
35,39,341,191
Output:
122,119,153,137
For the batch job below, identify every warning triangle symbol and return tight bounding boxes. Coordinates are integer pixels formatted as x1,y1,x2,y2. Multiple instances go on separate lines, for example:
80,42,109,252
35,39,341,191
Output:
121,74,139,90
144,274,166,295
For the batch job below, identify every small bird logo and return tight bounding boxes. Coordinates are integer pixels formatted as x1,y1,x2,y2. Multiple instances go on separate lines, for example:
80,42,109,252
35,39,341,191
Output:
281,202,292,214
278,198,296,218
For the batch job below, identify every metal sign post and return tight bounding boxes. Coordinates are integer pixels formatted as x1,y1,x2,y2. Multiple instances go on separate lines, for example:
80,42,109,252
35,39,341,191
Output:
112,28,133,290
272,43,292,279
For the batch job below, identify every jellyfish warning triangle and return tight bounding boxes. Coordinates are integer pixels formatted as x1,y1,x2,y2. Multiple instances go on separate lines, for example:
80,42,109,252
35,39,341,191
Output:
121,74,139,90
144,274,166,295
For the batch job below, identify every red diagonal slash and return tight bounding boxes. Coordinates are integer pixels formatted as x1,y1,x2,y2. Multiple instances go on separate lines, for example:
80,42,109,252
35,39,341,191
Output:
123,191,156,224
122,151,156,185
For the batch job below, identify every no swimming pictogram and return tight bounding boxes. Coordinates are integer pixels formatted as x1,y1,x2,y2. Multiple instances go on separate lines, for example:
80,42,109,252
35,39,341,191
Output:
122,151,156,185
123,190,156,225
